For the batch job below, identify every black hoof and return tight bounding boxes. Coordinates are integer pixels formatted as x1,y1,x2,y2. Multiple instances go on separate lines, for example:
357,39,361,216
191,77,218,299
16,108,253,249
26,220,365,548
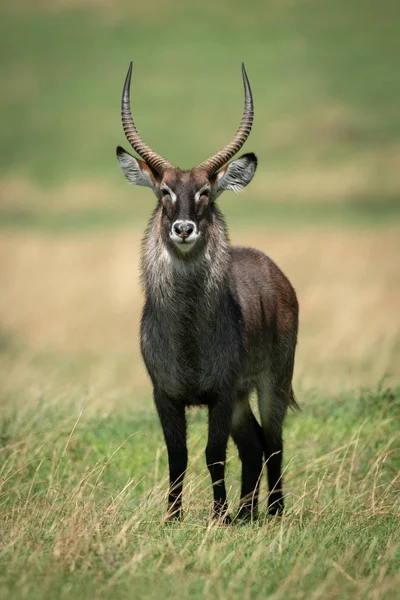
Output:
235,505,258,524
212,508,232,525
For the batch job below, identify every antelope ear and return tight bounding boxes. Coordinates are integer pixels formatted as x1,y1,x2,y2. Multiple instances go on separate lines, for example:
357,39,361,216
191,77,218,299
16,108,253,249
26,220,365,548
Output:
214,152,257,196
116,146,157,189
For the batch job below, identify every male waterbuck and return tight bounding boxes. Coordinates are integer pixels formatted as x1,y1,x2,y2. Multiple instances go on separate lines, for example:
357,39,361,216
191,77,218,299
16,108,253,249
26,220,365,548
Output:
116,62,299,523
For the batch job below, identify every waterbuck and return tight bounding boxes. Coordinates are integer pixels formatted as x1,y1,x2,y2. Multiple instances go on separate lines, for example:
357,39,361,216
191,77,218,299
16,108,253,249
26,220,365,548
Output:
116,62,299,523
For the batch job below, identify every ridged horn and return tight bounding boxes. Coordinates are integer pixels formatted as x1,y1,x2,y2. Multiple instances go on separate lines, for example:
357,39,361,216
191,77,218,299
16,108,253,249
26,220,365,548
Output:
121,62,173,173
198,63,254,175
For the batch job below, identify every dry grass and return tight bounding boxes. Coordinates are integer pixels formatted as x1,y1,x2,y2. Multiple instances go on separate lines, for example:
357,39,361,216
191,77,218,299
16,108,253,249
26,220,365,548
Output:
0,383,398,599
0,225,399,410
1,1,399,596
1,199,399,600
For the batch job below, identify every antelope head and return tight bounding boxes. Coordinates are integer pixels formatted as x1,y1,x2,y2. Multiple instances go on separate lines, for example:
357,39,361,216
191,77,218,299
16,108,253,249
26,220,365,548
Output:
116,62,257,255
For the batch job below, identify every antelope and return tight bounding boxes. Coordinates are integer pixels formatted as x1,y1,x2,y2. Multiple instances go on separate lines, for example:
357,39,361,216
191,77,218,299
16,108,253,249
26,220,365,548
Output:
116,62,299,523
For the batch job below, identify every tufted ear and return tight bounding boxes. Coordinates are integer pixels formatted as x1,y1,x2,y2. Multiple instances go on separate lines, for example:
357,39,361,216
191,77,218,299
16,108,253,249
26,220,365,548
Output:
116,146,158,189
214,152,257,197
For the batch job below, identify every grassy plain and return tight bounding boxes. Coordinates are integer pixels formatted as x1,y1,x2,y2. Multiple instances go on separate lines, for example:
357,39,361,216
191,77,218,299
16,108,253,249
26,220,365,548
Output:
1,0,400,598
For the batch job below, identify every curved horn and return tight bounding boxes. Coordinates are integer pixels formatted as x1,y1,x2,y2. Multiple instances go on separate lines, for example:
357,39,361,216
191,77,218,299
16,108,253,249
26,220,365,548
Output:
198,63,254,175
121,62,173,173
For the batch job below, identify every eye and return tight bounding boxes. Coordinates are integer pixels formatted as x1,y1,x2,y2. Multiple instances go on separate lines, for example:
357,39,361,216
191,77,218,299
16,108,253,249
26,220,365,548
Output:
161,188,170,197
197,187,210,200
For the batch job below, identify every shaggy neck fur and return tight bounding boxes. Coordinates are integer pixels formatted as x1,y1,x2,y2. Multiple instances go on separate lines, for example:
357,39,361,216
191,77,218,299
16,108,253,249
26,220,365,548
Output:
141,204,231,312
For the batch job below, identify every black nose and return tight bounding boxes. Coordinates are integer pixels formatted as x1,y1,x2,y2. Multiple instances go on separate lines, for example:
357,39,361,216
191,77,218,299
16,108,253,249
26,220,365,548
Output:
173,221,195,239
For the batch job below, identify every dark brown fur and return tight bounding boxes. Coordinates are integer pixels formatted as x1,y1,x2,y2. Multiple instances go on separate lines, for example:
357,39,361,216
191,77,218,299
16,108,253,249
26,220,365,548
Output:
116,62,298,522
127,162,299,522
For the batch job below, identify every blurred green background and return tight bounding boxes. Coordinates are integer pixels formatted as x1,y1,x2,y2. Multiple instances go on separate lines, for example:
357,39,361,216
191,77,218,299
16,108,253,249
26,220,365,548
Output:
1,0,399,398
1,0,400,228
0,4,399,598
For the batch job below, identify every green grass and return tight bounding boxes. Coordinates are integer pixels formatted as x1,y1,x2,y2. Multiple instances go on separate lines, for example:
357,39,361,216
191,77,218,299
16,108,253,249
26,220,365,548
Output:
0,385,399,599
1,2,399,598
1,0,399,194
1,0,400,233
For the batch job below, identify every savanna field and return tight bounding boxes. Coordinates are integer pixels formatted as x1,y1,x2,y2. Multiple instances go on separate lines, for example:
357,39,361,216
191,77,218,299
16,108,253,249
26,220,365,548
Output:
0,1,399,598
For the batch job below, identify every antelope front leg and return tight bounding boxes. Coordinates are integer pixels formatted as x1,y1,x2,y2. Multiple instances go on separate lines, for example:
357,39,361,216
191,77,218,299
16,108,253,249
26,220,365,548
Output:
154,389,187,521
206,395,233,523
